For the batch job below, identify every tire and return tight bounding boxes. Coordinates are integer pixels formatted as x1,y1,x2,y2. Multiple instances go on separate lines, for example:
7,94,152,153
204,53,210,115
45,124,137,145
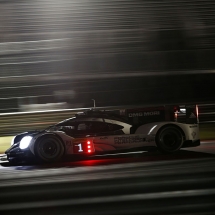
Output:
156,126,184,153
35,135,64,162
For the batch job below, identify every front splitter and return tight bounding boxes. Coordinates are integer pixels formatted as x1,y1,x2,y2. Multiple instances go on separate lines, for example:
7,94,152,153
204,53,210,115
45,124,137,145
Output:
0,154,8,163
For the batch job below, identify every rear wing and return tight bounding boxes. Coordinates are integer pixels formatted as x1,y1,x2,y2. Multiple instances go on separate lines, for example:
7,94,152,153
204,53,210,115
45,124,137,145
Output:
119,105,199,125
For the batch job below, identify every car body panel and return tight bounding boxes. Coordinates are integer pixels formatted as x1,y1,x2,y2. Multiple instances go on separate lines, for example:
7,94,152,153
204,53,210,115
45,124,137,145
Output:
136,122,199,141
93,133,156,152
3,109,200,163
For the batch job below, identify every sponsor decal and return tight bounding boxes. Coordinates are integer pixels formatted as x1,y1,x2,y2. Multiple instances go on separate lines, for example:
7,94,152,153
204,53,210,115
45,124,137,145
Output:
144,111,160,116
128,111,160,117
191,131,196,139
114,136,155,144
114,136,146,144
189,113,196,118
128,112,143,117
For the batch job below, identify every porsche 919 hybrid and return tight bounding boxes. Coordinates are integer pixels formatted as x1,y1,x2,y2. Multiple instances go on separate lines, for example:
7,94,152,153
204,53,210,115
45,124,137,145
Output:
2,105,200,164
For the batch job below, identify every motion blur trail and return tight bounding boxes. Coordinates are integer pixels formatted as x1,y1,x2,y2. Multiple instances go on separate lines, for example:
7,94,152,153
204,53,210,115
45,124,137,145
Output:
1,154,215,215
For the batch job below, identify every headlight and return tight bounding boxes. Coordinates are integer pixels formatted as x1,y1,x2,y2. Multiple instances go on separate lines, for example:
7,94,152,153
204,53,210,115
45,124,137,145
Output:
11,136,15,146
19,136,32,149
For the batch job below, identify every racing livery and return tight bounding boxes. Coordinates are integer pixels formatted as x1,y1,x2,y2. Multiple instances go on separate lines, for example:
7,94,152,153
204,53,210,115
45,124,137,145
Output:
2,105,200,164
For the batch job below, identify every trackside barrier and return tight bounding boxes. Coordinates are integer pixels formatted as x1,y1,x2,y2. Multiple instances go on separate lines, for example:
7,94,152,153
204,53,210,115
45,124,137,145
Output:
0,106,133,136
0,104,215,153
0,104,215,137
0,108,88,136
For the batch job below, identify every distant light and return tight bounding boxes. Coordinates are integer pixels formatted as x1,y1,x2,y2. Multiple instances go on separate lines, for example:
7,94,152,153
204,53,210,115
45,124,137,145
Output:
87,141,91,144
88,145,91,148
88,150,91,153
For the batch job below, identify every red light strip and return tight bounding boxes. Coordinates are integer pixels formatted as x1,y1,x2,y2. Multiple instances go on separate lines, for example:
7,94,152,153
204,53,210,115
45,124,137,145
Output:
87,140,92,153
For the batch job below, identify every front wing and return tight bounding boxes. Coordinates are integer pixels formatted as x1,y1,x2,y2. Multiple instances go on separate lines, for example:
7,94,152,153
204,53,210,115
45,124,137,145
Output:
0,154,8,163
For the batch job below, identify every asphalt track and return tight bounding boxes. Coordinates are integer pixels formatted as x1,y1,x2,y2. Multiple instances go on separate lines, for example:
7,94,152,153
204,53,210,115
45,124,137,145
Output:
1,141,215,215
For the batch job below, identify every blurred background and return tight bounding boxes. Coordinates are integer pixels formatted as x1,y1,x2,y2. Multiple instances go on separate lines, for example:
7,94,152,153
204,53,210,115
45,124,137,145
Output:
1,0,215,144
1,3,215,214
0,0,215,113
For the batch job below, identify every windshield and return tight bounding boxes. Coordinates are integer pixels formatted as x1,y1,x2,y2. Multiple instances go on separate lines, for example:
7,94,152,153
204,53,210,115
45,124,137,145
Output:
45,117,76,131
57,117,76,125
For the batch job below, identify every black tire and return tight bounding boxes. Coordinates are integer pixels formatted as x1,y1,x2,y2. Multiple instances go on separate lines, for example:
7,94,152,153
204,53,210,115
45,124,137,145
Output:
35,135,64,162
156,126,184,153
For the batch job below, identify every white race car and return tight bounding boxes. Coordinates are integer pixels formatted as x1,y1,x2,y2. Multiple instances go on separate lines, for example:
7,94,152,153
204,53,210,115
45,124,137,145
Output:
3,105,200,164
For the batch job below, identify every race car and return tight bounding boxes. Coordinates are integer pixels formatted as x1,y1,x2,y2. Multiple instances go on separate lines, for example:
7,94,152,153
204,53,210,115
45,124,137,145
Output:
2,105,200,164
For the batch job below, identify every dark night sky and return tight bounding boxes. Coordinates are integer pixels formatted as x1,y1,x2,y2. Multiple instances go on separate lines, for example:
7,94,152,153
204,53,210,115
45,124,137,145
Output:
0,0,215,112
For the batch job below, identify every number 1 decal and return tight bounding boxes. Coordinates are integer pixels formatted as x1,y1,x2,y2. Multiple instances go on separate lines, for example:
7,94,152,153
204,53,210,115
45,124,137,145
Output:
75,143,83,152
73,140,93,154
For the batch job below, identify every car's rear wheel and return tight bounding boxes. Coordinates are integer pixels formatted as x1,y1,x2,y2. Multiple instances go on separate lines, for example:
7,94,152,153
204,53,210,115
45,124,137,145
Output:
156,126,184,153
35,135,64,162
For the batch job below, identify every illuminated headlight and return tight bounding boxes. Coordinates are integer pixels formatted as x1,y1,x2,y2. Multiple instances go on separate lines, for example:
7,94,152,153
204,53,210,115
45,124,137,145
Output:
11,136,15,146
19,136,32,149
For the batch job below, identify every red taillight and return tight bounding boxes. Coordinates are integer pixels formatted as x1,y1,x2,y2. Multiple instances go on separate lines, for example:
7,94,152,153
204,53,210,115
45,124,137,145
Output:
74,139,94,154
174,105,180,113
87,140,92,153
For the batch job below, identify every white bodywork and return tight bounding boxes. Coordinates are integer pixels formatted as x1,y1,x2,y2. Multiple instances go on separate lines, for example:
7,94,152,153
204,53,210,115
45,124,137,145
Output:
27,120,199,155
136,122,199,141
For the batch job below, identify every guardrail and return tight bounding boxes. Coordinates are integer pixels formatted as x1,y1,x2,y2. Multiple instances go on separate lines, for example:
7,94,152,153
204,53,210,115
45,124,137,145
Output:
0,108,87,136
0,106,125,136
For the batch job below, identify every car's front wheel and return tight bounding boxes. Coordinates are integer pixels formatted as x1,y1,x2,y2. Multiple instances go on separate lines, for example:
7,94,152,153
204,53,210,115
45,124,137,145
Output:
35,135,64,162
156,126,184,153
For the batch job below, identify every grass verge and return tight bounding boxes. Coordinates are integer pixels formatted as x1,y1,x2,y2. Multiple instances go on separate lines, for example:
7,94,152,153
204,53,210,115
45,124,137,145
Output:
0,136,13,154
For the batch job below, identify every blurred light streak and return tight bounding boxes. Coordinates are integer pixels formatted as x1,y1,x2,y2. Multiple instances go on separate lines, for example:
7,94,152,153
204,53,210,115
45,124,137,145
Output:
0,83,65,90
94,151,146,157
0,95,51,100
1,70,215,82
0,58,71,66
0,0,215,113
0,73,59,79
1,188,215,211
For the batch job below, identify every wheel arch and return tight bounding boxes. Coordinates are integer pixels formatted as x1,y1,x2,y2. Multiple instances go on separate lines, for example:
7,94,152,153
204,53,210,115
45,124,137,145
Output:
34,133,66,154
155,124,186,145
155,123,186,153
33,132,66,156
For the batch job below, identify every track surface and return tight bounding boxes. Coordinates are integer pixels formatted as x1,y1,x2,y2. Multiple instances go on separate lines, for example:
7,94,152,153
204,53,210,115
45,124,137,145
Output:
1,141,215,215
